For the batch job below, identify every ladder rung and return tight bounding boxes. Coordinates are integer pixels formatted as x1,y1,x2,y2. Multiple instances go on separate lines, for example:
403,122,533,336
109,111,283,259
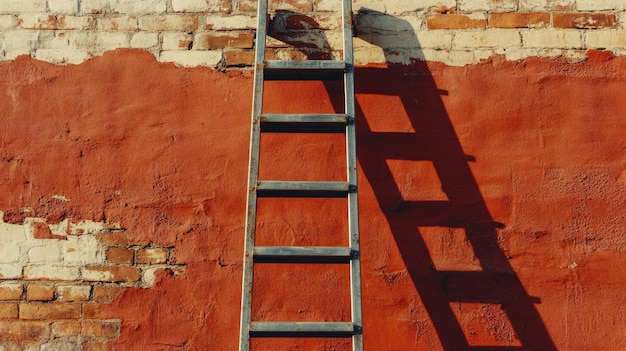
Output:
264,60,346,80
249,322,355,337
256,181,352,197
253,246,353,263
260,114,348,133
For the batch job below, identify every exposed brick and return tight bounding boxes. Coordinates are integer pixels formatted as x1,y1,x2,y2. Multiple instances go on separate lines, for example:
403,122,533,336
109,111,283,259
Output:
426,14,487,30
0,321,49,341
26,284,55,301
19,303,81,320
106,247,134,264
162,32,194,50
0,0,46,14
0,303,18,319
56,285,91,302
97,16,139,30
82,266,141,282
194,32,255,50
205,15,256,30
224,49,255,66
490,12,550,28
554,13,617,29
522,29,582,48
83,342,110,351
51,320,81,336
96,232,129,246
158,50,223,67
82,320,120,339
206,0,232,12
92,286,121,303
83,303,110,319
135,248,168,264
24,265,80,281
138,14,198,31
0,283,23,300
17,14,95,30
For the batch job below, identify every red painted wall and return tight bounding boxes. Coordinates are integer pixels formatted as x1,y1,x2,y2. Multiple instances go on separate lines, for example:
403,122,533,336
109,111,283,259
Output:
1,50,625,350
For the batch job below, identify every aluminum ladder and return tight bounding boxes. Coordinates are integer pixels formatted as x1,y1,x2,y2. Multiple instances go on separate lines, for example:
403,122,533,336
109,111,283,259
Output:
238,0,362,350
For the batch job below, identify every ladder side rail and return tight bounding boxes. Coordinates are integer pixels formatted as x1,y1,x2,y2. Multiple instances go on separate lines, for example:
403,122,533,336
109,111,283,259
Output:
342,0,363,350
239,0,269,350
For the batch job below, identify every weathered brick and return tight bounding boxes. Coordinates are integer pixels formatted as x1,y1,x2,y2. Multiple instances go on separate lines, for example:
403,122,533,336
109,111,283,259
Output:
83,342,110,351
490,12,550,28
82,266,140,282
224,49,255,66
79,0,109,14
48,0,79,14
18,14,95,30
131,32,159,48
68,32,130,51
576,0,626,11
205,14,256,30
83,303,110,319
26,284,55,301
92,286,121,303
135,248,168,264
519,0,575,11
51,320,81,336
158,51,223,67
0,321,49,341
385,0,456,15
194,32,255,50
239,0,311,12
56,285,91,302
586,30,626,48
97,16,139,30
96,232,129,246
40,341,79,351
19,302,81,320
0,264,23,279
24,265,80,281
138,14,198,31
426,13,487,30
110,0,167,15
106,247,134,264
172,0,208,12
459,0,516,11
0,283,22,300
553,13,617,29
454,30,521,49
82,320,120,339
522,29,582,48
0,0,46,14
0,303,18,319
162,32,194,50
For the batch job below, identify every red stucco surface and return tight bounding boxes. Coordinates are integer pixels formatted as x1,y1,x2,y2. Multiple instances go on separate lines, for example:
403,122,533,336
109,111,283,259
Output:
1,50,625,350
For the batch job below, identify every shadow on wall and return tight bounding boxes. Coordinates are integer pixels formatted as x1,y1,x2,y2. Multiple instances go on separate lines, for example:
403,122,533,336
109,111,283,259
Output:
272,8,557,350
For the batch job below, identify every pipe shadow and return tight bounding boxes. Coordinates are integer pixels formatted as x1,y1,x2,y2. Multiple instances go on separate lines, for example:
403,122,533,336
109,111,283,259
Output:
266,9,557,350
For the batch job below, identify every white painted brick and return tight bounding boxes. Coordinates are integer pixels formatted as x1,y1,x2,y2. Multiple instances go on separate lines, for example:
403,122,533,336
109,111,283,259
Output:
28,243,62,263
350,0,386,13
518,0,575,11
33,48,92,64
40,342,78,351
18,14,95,30
62,234,104,264
0,281,23,293
24,265,80,280
204,15,256,30
97,16,138,30
576,0,625,11
586,30,626,48
158,50,223,67
458,0,517,11
522,29,582,48
0,0,46,14
131,32,159,48
162,32,193,50
80,0,110,14
502,47,565,61
56,285,91,301
172,0,208,12
454,30,521,49
48,0,79,14
0,264,23,279
0,15,17,30
36,31,70,49
385,0,455,14
111,0,167,15
69,31,130,51
356,13,421,35
359,31,451,49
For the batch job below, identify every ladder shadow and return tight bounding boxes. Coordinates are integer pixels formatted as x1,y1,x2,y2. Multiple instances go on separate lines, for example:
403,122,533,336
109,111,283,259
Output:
266,9,557,350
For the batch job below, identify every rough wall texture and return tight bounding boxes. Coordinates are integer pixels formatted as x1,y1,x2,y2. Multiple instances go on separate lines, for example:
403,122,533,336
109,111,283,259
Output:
1,1,626,351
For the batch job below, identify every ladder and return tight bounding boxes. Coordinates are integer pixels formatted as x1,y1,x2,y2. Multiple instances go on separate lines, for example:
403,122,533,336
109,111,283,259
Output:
239,0,362,350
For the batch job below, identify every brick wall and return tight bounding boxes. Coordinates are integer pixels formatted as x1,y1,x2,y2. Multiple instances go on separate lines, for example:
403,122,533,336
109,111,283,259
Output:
0,212,185,350
0,0,624,67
